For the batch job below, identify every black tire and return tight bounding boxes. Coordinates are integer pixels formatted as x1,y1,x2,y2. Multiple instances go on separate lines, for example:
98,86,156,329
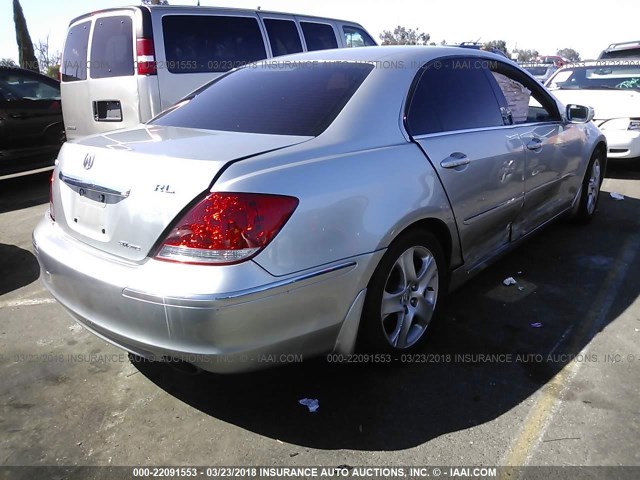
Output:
575,149,604,223
358,229,446,354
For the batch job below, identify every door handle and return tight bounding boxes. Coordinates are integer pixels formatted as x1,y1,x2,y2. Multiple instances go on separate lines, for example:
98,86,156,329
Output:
526,139,543,151
440,152,470,169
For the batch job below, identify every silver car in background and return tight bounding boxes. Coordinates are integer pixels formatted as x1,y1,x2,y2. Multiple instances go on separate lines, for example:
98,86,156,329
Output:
34,47,606,373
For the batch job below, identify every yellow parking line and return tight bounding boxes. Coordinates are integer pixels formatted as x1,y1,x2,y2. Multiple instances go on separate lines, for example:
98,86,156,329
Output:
500,234,639,477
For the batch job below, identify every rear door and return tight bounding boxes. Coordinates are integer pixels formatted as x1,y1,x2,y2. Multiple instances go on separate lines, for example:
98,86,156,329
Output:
60,20,91,140
87,13,139,134
407,57,526,269
154,12,268,110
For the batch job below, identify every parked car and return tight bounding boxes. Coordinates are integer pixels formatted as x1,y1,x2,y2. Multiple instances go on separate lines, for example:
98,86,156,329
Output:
537,55,570,67
546,60,640,160
34,47,606,373
0,66,64,180
520,62,559,83
598,41,640,59
60,4,376,141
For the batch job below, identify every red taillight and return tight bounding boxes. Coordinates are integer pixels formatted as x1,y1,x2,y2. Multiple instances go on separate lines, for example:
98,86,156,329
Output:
136,38,156,75
155,192,299,265
49,172,55,221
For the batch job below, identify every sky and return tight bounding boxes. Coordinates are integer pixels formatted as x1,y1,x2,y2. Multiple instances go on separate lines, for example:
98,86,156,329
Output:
1,0,639,62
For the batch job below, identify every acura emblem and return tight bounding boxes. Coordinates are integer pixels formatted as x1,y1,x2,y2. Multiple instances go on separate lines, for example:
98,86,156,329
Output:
83,153,95,170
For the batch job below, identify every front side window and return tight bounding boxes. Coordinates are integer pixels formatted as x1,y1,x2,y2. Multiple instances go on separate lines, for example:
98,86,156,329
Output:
90,16,134,79
300,22,338,51
489,63,561,124
407,58,504,135
162,15,267,73
62,21,90,82
343,26,376,48
151,62,374,136
264,19,303,57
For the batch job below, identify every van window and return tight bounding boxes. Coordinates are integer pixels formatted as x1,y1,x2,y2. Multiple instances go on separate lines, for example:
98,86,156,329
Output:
151,62,374,136
264,19,303,57
300,22,338,51
162,15,267,73
343,26,376,47
61,21,90,82
90,16,134,79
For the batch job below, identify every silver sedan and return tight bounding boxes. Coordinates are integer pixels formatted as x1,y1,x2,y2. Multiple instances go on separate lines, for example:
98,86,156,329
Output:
33,46,606,373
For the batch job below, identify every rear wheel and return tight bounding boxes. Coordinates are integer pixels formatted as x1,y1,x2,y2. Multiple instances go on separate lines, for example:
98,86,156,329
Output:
575,150,604,222
358,230,446,353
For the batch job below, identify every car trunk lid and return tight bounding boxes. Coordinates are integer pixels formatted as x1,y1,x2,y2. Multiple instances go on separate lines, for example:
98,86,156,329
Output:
53,125,311,262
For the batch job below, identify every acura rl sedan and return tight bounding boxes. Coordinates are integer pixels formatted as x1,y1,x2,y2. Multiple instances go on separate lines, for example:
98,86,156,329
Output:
33,46,606,373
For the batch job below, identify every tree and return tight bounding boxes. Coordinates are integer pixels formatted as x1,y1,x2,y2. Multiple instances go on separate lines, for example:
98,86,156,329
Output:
34,36,61,77
556,48,581,62
483,40,508,55
379,26,430,46
13,0,39,72
513,48,539,63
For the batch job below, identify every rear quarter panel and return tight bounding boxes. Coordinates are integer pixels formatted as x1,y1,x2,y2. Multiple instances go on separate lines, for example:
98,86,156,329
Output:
215,142,459,277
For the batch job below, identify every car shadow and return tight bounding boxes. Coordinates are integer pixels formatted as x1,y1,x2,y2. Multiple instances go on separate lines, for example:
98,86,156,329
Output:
0,243,40,296
606,160,640,180
133,191,640,451
0,171,51,214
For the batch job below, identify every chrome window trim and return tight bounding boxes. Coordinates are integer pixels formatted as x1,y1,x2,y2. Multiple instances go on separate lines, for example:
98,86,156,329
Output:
411,120,564,141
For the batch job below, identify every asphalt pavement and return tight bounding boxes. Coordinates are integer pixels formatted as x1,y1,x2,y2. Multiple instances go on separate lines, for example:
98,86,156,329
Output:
0,166,638,479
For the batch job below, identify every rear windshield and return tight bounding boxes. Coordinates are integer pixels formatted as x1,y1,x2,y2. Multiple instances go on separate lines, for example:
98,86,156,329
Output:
61,21,90,82
90,16,134,78
162,15,267,73
151,62,374,136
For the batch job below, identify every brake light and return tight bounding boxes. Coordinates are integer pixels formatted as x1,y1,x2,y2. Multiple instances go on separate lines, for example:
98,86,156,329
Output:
136,38,156,75
49,172,55,221
156,192,299,265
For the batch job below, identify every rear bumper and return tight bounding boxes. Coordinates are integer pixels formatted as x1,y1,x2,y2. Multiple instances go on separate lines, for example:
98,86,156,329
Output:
33,215,381,373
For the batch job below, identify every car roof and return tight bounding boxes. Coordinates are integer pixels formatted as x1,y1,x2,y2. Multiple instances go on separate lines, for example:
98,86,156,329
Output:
70,4,366,27
261,45,515,65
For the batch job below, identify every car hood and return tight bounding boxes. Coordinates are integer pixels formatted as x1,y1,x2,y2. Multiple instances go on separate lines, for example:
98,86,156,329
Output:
54,125,312,262
550,89,640,120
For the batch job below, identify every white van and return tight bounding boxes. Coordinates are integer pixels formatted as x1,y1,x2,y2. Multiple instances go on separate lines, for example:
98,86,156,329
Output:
60,5,376,140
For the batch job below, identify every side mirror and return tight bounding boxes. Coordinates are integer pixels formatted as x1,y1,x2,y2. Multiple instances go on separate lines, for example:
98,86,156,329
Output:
566,104,594,123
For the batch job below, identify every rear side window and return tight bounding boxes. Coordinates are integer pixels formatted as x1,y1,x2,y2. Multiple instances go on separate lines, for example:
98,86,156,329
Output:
90,16,134,79
151,62,374,136
62,21,90,82
343,26,376,47
300,22,338,51
0,71,60,100
162,16,267,73
407,58,504,135
264,19,303,57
